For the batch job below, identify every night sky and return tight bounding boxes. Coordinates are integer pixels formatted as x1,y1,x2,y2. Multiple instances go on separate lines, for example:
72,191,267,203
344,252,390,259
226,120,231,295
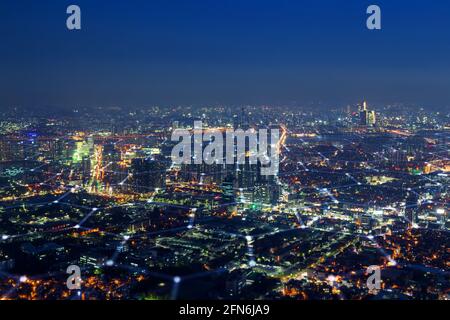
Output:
1,0,449,109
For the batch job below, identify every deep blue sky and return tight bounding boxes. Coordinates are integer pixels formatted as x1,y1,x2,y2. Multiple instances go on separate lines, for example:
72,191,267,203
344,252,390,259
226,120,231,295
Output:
1,0,449,109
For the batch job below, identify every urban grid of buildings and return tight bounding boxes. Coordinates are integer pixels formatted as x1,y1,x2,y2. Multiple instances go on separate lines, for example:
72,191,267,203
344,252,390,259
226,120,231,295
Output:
0,101,448,300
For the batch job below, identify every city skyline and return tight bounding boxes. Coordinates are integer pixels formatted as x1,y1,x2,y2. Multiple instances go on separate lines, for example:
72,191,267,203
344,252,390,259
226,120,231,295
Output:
1,102,448,300
0,0,448,304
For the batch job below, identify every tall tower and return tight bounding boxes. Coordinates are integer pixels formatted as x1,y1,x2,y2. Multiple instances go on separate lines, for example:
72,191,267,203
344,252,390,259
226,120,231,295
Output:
359,100,376,126
368,110,376,126
405,191,419,227
359,100,369,125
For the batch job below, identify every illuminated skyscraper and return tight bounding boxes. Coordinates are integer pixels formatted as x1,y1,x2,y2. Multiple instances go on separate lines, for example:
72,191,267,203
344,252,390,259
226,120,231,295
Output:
359,100,376,126
368,110,376,126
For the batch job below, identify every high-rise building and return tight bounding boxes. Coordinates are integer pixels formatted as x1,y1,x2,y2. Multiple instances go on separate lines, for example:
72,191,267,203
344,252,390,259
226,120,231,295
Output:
359,100,376,126
81,155,91,184
368,110,376,126
405,191,419,226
